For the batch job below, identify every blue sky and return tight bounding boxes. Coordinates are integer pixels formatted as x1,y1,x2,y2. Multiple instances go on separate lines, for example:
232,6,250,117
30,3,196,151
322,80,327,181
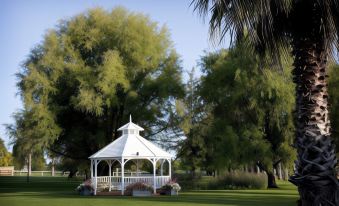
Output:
0,0,227,151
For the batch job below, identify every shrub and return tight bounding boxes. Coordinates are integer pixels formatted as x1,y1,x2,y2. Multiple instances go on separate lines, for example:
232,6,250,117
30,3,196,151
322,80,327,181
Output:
75,179,94,195
125,182,153,193
207,172,267,189
175,171,267,190
161,180,181,192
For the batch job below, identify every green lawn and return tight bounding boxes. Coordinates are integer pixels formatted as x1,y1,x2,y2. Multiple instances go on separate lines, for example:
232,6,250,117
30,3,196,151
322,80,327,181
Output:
0,176,298,206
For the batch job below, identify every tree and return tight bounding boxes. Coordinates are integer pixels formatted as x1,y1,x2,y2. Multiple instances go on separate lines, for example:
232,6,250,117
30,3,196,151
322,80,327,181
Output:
6,110,53,181
176,68,210,177
192,0,339,204
0,138,12,167
199,42,295,188
16,7,184,173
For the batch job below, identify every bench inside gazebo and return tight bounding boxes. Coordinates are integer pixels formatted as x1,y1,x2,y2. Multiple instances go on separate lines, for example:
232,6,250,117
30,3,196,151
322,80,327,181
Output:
89,116,172,195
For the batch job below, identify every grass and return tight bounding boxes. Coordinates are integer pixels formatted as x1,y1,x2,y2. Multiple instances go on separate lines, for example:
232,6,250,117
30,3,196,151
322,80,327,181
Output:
0,176,299,206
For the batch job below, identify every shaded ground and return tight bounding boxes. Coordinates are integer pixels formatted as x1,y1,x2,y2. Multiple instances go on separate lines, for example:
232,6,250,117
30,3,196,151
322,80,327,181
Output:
0,176,298,206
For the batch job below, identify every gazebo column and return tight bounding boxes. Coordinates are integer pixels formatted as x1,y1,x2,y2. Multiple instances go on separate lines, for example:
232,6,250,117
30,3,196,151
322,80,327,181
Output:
136,159,139,176
108,160,112,192
94,159,98,195
160,159,164,176
90,159,93,179
153,158,157,194
121,159,125,195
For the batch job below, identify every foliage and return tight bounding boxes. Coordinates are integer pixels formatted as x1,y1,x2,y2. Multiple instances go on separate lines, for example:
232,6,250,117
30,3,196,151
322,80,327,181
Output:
15,7,184,172
161,180,181,191
206,172,267,190
0,138,13,166
175,172,267,190
75,179,93,194
176,68,210,175
328,64,339,156
125,182,154,192
191,0,339,61
199,41,295,183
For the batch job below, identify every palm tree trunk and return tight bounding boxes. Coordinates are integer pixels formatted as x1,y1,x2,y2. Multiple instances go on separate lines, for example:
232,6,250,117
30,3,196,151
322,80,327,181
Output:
289,37,339,206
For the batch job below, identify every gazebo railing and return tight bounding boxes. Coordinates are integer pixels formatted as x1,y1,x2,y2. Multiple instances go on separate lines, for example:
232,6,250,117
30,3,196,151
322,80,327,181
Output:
94,175,171,190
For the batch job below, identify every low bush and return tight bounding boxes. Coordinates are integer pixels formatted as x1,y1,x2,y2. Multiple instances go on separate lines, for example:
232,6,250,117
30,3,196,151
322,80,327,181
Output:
175,171,267,190
125,182,153,193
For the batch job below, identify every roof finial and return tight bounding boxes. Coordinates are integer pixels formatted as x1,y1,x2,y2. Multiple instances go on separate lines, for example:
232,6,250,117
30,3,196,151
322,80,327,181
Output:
129,114,132,123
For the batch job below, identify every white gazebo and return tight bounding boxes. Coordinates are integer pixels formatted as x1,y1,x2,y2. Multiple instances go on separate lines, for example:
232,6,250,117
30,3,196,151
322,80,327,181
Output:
89,116,172,195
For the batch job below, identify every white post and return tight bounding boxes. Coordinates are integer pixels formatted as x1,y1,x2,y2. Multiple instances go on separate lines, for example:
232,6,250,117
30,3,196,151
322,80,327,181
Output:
121,159,125,195
160,160,164,176
153,159,156,194
136,159,139,177
94,160,98,195
108,160,112,192
90,159,93,179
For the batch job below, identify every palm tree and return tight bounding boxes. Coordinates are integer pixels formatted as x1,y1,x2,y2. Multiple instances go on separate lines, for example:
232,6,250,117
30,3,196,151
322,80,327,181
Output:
191,0,339,205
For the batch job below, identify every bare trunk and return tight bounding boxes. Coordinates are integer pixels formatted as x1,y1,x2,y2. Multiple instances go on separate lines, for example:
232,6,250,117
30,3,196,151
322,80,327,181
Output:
28,153,32,175
284,167,289,181
27,153,32,183
289,36,338,205
277,163,282,180
51,158,55,177
267,171,278,188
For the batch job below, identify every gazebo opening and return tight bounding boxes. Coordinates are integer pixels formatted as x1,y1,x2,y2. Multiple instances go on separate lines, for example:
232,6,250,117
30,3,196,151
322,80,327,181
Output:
89,116,172,195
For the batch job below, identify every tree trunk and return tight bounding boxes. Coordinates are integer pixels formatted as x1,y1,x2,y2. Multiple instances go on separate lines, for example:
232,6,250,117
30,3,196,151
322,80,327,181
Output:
289,36,339,205
51,158,55,177
257,162,278,188
267,171,278,188
27,153,32,183
284,167,289,181
277,163,282,180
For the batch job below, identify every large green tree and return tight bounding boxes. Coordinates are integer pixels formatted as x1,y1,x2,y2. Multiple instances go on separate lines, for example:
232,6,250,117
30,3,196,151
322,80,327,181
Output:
16,7,184,173
199,42,295,188
6,109,53,181
0,138,12,167
192,0,339,204
176,68,211,177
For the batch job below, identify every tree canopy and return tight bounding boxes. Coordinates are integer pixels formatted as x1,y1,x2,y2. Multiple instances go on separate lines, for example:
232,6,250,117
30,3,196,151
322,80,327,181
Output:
198,41,296,187
14,7,184,172
0,138,12,167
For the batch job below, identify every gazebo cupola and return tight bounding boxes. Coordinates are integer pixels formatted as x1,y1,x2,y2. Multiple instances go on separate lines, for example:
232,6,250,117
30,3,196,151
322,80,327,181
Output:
118,115,144,136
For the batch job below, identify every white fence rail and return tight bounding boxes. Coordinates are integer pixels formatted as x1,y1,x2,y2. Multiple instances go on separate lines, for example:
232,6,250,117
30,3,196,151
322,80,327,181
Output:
95,176,171,190
14,170,70,176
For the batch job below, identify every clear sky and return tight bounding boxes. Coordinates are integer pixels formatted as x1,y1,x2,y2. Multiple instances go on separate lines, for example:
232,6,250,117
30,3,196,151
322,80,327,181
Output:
0,0,227,151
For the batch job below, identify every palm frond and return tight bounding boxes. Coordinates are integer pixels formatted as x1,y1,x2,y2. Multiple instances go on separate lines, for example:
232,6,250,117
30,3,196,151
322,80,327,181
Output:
191,0,339,61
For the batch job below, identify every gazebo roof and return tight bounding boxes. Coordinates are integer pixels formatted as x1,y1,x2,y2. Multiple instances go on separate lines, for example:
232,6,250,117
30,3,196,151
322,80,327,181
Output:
89,117,172,159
